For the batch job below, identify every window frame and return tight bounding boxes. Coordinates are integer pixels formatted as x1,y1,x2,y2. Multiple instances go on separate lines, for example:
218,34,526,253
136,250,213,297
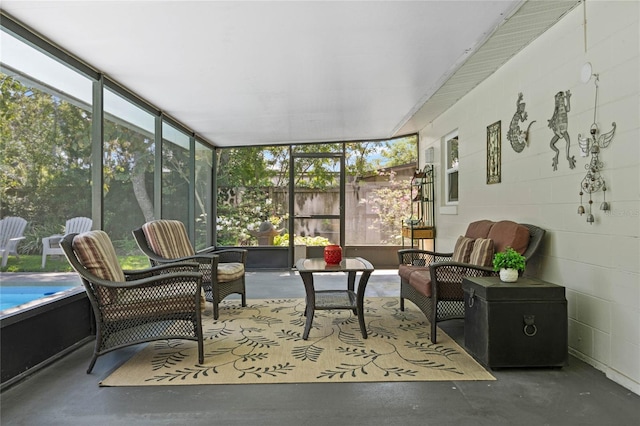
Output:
444,131,459,206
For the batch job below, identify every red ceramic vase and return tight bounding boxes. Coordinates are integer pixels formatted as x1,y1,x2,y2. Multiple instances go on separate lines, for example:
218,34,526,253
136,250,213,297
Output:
324,245,342,264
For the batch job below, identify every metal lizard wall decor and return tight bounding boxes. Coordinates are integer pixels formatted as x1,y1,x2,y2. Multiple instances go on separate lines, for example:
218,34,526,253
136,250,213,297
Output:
548,90,576,171
507,92,536,153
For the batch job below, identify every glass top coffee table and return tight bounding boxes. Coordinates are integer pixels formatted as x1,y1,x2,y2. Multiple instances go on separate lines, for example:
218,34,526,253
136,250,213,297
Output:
295,257,374,340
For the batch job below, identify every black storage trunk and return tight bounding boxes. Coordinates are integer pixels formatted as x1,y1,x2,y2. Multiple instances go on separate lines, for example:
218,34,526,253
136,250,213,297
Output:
462,276,568,369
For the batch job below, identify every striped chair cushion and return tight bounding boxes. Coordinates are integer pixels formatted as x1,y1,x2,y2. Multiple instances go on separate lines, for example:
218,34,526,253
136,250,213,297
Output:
73,230,125,282
469,237,494,267
142,220,195,259
72,230,124,304
452,235,475,263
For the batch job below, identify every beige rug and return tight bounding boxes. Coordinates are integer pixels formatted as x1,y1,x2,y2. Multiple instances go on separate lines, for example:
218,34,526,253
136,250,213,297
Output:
101,297,494,386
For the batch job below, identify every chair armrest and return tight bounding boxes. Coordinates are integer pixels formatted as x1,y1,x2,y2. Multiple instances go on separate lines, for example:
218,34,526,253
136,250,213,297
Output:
196,247,247,264
42,235,63,248
213,249,247,264
428,261,496,299
123,261,200,280
397,248,453,266
429,261,496,284
81,269,202,291
149,253,219,266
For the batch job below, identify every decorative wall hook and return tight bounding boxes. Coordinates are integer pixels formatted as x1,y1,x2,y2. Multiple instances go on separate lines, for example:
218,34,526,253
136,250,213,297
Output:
548,90,575,171
508,92,536,153
576,66,616,224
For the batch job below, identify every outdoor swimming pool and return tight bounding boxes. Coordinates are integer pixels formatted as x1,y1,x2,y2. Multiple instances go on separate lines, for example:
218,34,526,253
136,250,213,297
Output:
0,285,81,311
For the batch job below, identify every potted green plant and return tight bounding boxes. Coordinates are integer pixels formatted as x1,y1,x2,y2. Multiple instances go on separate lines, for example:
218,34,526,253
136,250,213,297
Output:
492,247,526,282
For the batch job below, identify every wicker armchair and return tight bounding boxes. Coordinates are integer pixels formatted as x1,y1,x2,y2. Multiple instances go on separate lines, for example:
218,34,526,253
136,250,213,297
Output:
61,230,204,374
398,221,545,343
133,220,247,320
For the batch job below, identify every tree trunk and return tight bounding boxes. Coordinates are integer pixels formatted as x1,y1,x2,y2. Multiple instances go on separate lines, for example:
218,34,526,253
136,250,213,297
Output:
131,158,154,222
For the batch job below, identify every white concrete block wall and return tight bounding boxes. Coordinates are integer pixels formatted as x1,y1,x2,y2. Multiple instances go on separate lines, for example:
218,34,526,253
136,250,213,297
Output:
419,0,640,394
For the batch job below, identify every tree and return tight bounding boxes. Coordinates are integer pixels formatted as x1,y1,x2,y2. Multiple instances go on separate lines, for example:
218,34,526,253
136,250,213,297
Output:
95,122,155,242
381,135,418,167
0,74,92,226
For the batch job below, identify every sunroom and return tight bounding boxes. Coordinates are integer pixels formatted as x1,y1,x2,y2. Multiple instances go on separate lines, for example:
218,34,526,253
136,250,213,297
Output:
0,2,638,420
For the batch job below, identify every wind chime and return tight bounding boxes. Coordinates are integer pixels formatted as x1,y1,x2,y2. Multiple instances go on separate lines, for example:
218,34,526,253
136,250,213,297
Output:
577,63,616,224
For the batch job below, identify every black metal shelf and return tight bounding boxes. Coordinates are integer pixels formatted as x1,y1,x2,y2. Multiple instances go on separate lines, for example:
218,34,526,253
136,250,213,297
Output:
402,165,435,249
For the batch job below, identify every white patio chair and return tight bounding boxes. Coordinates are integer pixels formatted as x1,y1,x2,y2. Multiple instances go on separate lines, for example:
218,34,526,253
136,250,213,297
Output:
0,216,28,267
42,216,92,268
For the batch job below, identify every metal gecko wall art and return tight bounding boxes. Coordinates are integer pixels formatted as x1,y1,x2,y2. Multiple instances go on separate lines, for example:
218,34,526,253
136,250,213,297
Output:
577,71,616,224
507,92,536,153
548,90,576,171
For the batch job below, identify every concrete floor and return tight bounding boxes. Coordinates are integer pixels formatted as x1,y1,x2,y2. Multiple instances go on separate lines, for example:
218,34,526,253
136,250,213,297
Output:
1,270,639,425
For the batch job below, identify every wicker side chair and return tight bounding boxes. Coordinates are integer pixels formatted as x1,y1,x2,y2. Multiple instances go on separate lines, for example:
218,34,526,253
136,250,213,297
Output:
398,221,545,343
133,220,247,320
61,230,204,374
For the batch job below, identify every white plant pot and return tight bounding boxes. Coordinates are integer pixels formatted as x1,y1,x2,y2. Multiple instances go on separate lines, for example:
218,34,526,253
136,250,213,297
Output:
500,268,519,283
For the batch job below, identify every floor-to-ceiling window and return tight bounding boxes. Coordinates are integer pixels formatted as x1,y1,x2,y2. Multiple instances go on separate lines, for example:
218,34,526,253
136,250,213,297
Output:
161,122,191,226
0,28,93,261
216,145,290,247
103,87,156,252
194,140,213,250
345,135,418,246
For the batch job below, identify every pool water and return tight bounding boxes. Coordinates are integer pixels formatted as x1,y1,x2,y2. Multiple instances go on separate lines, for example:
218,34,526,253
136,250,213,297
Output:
0,285,80,311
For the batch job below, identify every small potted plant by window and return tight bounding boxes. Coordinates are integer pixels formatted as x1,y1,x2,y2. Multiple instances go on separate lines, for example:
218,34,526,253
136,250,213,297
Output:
492,247,526,282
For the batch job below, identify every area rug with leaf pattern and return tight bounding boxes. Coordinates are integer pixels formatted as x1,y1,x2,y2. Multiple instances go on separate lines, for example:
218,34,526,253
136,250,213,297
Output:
100,297,494,386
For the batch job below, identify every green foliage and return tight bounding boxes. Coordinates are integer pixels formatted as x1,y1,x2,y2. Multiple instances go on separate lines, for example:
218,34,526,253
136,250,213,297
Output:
2,89,93,252
120,255,151,270
111,237,145,256
0,254,149,272
273,233,330,247
346,141,380,179
20,222,64,255
381,135,418,167
216,146,291,246
492,247,526,272
1,73,92,232
216,187,287,246
1,255,72,272
217,147,284,188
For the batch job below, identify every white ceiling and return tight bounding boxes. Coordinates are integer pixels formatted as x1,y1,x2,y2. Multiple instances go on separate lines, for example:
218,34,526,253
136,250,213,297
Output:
1,1,579,147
